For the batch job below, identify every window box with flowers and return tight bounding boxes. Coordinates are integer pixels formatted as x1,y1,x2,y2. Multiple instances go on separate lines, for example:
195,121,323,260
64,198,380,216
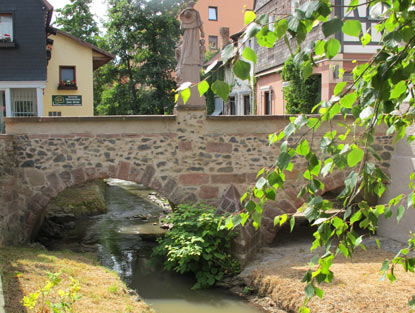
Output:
58,66,78,90
0,14,15,48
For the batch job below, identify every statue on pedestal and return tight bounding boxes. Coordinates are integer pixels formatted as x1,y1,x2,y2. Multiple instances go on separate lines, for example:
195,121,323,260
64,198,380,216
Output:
175,1,206,106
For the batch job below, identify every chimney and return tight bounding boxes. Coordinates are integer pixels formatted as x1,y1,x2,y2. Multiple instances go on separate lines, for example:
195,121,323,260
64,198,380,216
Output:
220,27,230,49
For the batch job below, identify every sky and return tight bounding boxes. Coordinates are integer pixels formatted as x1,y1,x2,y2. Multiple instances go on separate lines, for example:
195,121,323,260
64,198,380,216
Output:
47,0,108,25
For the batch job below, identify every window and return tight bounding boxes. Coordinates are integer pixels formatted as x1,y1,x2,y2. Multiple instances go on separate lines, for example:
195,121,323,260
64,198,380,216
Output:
59,66,77,90
244,95,251,115
208,36,218,50
48,111,62,116
229,96,236,115
208,7,218,20
264,91,271,115
11,88,37,117
0,13,13,45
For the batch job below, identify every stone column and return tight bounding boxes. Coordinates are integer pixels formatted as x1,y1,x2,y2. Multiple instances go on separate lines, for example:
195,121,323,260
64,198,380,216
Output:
172,104,208,204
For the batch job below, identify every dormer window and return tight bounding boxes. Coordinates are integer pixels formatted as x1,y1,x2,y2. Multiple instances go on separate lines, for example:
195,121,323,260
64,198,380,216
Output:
0,13,14,47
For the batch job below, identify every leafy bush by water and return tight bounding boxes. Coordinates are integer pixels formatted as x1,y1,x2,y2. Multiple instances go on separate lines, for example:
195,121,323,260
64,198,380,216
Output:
152,204,240,289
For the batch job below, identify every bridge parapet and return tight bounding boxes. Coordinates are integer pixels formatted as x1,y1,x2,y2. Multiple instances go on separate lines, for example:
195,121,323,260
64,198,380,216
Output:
1,108,393,248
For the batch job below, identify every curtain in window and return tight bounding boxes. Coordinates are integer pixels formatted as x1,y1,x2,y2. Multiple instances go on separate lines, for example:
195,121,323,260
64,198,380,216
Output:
0,15,13,41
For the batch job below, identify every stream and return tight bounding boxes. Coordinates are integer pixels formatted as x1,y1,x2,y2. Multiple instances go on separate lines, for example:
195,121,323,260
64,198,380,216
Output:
82,179,265,313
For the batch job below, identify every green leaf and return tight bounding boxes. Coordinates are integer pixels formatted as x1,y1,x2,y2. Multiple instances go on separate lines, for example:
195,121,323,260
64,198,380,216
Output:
340,92,357,109
350,211,362,224
296,139,310,156
361,32,371,46
322,18,343,37
325,38,340,59
299,306,310,313
305,283,315,299
265,188,277,200
288,16,300,32
284,123,296,137
198,81,209,97
221,44,235,64
315,40,325,56
256,26,277,48
390,81,407,99
342,20,362,37
242,46,257,64
315,286,324,299
211,80,230,102
244,10,256,25
374,182,386,198
347,147,364,167
397,205,405,223
302,61,313,80
256,177,267,190
380,259,390,272
334,82,347,96
233,60,251,80
180,88,191,104
290,216,295,232
277,152,292,170
275,19,288,39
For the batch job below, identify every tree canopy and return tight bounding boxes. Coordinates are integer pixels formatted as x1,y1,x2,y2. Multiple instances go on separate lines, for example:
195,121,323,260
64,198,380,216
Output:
54,0,100,44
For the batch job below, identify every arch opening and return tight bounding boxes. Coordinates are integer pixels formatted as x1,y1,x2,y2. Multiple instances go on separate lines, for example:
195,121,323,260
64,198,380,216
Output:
33,177,173,252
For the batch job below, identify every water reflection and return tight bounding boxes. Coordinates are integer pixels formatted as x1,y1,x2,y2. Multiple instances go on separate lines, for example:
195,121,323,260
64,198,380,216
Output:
90,179,264,313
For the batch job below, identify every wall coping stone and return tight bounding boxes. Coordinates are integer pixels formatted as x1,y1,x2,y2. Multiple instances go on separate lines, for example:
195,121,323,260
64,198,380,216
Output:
207,114,352,122
4,115,176,123
0,135,14,140
175,104,206,111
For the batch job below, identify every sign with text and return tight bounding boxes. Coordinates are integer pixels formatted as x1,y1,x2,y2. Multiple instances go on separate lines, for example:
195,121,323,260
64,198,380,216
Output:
52,95,82,106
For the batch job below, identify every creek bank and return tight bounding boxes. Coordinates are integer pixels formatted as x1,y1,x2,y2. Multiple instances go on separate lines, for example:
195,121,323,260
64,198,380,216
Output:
0,246,152,313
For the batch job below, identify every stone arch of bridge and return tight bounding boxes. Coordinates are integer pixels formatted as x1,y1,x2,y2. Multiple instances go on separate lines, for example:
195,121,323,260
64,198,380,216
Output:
25,161,182,242
260,171,347,245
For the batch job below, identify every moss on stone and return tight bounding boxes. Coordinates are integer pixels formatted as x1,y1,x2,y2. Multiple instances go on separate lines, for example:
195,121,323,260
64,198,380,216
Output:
46,180,107,217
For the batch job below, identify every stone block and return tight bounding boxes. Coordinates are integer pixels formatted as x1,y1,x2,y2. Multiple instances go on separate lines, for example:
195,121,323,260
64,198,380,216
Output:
178,141,192,151
109,164,118,178
161,179,177,197
179,173,209,185
59,171,73,186
199,185,219,199
118,161,131,180
141,165,155,186
47,173,65,193
71,168,85,185
206,142,232,154
211,174,246,184
277,199,296,213
128,167,143,183
25,169,45,187
85,167,97,181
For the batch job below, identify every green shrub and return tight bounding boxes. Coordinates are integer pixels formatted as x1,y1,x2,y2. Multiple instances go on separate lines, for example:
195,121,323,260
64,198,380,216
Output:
282,56,321,114
152,204,240,289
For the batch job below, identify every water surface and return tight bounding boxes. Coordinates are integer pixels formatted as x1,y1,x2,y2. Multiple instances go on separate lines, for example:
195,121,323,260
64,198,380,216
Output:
88,179,264,313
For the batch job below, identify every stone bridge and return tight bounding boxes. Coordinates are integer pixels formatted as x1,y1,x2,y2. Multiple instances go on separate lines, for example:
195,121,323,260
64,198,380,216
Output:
0,105,393,250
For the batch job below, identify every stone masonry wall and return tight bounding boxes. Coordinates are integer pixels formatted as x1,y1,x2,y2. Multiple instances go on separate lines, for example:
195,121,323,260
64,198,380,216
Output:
1,109,393,251
0,135,19,245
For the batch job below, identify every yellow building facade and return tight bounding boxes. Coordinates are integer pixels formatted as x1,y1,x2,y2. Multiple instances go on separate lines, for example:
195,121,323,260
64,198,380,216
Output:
44,30,113,117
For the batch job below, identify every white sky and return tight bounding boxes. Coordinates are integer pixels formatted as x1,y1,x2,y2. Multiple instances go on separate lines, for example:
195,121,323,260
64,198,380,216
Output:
47,0,108,25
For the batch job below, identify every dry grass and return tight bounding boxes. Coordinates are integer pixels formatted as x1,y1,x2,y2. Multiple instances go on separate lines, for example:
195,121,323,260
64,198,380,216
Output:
0,246,152,313
244,233,415,313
